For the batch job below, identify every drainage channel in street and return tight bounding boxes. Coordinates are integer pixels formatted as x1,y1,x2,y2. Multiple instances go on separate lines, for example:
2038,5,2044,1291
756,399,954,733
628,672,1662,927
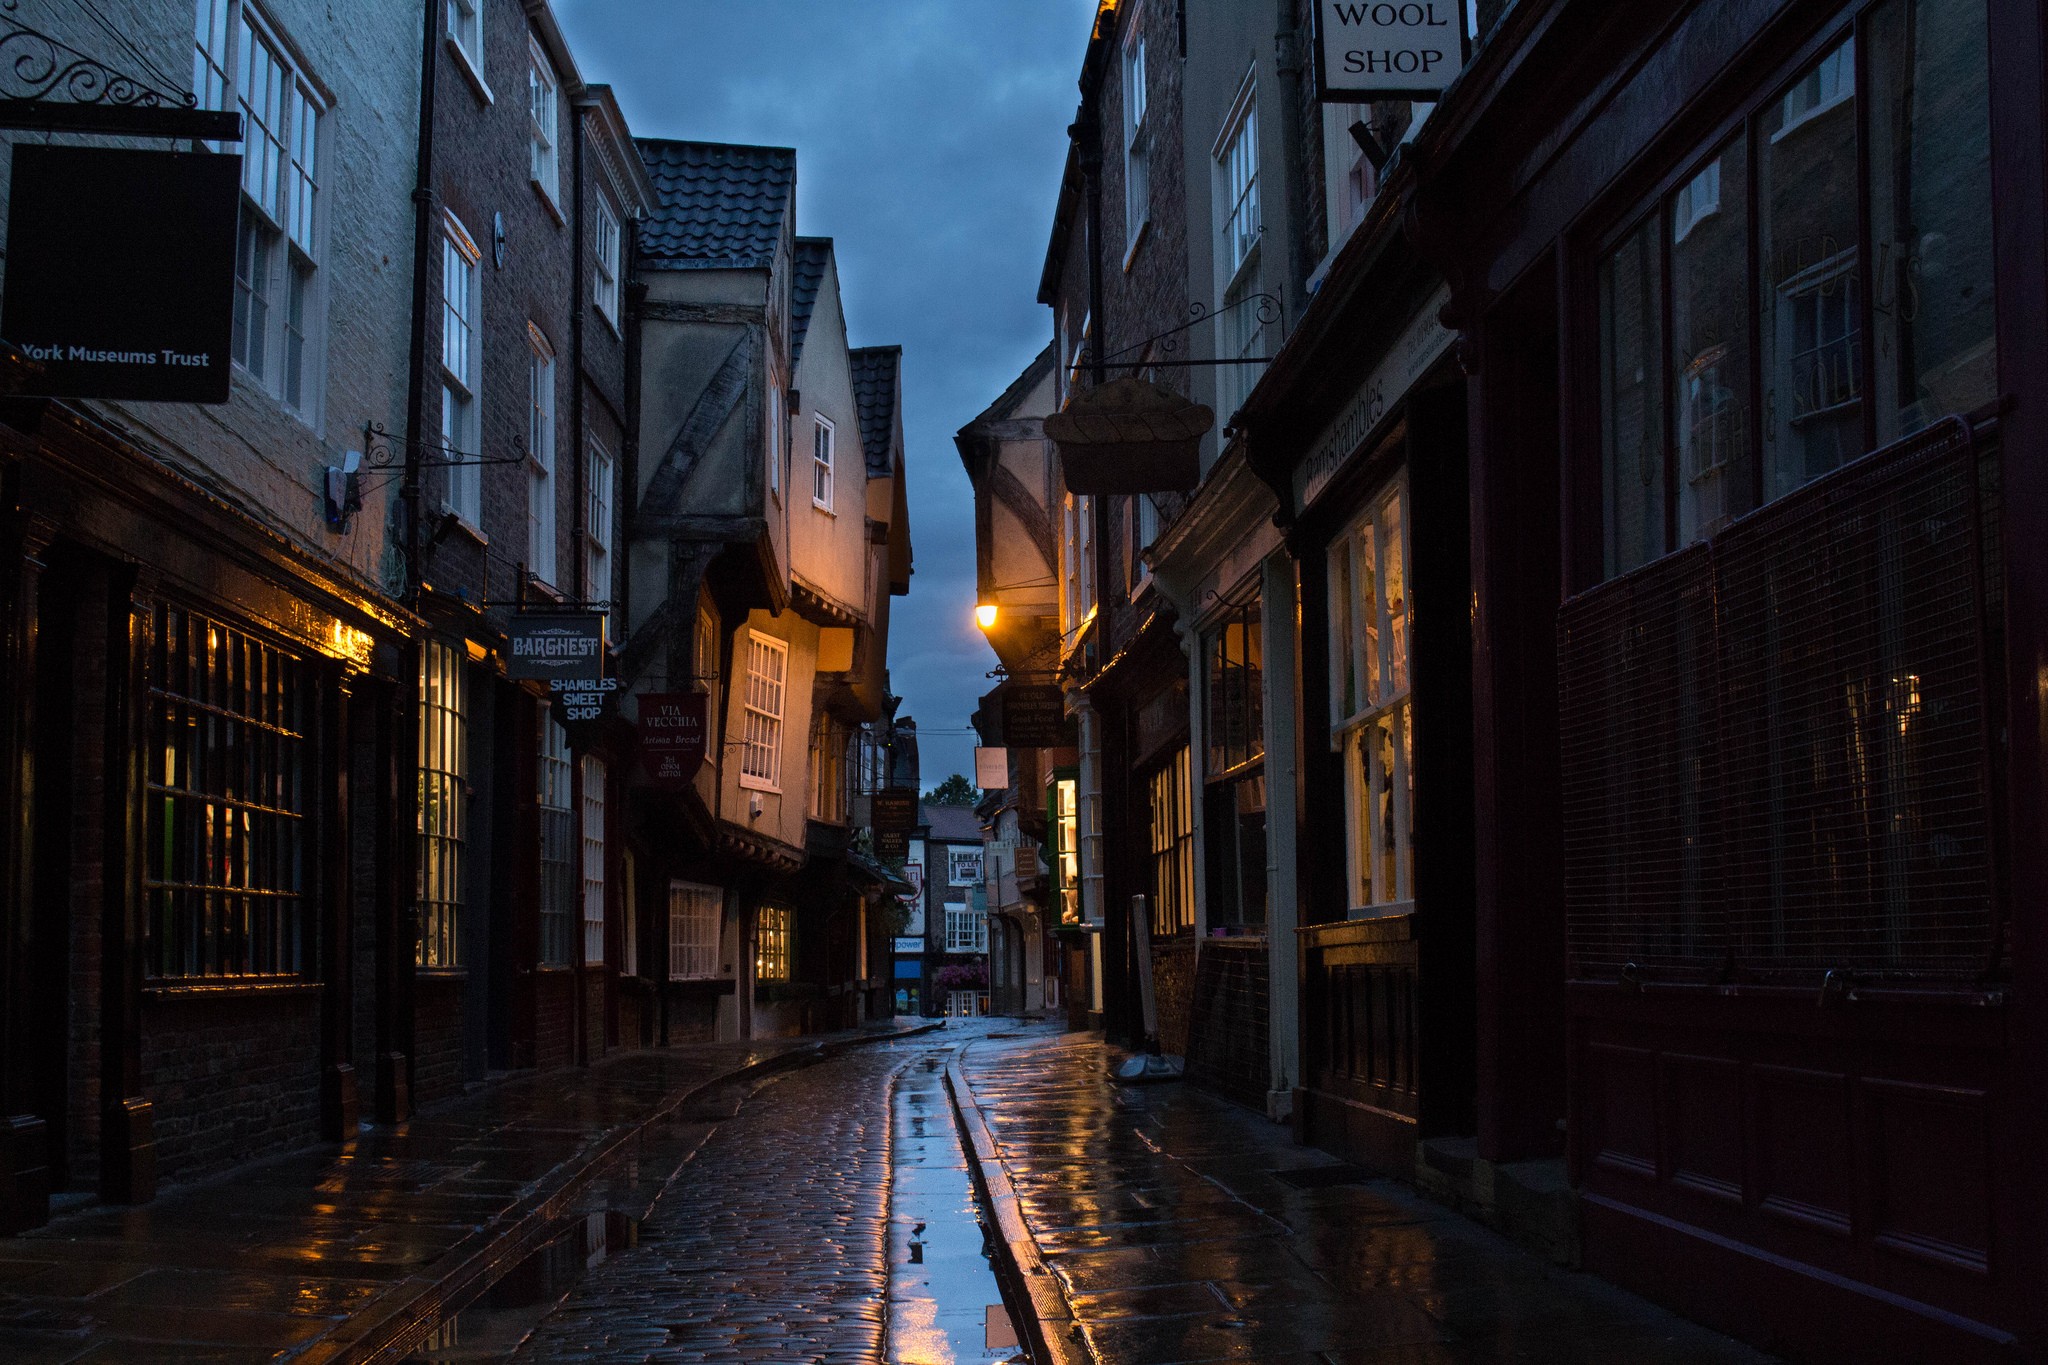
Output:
403,1209,642,1363
887,1049,1027,1365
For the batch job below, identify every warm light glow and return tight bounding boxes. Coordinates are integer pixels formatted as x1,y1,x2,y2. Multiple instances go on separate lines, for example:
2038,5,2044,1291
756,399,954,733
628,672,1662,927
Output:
975,603,999,630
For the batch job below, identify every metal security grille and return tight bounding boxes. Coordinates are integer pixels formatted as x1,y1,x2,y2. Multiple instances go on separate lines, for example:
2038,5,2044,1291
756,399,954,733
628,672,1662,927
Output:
145,607,307,978
1561,417,1995,982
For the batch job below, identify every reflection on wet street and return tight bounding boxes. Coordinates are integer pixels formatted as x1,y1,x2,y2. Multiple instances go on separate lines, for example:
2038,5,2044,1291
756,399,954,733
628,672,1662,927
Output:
886,1048,1024,1365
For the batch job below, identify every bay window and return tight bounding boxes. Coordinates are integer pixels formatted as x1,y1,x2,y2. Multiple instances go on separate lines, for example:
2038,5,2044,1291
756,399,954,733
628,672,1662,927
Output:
1329,482,1412,915
1146,747,1195,938
1204,590,1266,930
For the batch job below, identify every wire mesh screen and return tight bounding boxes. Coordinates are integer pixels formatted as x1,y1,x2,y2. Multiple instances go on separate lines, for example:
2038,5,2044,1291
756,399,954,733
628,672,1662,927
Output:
1562,418,1995,982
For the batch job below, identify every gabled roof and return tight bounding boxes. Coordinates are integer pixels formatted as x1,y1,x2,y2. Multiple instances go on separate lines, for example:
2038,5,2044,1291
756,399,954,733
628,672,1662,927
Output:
635,140,795,270
850,346,902,477
789,237,832,369
921,804,984,842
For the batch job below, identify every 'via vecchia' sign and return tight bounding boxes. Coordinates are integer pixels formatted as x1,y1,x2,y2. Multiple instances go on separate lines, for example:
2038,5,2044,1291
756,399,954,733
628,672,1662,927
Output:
3,146,239,402
1314,1,1469,101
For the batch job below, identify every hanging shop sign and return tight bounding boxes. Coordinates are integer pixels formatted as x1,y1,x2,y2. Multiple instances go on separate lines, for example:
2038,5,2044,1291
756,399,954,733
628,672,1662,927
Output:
1000,685,1073,749
1047,375,1213,495
2,145,239,403
506,613,606,682
873,787,919,833
1295,284,1454,513
974,745,1009,791
1313,1,1469,101
637,691,709,789
549,676,619,750
875,830,909,862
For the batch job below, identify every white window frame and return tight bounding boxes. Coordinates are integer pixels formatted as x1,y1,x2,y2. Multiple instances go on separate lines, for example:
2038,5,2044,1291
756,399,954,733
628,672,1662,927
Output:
537,708,574,967
527,36,559,209
593,196,621,327
739,630,788,792
445,0,490,102
945,902,986,954
811,415,835,512
198,1,326,421
584,435,614,624
581,754,606,964
441,211,483,526
1327,479,1414,917
417,639,468,968
668,881,722,980
1121,19,1149,260
1214,73,1264,420
527,323,557,585
766,361,786,502
948,847,984,887
1774,34,1854,142
1060,491,1095,644
1215,73,1261,282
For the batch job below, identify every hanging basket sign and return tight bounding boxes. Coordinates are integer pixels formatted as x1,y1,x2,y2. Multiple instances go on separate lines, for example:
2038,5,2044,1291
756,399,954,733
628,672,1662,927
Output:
638,691,708,789
1045,376,1212,495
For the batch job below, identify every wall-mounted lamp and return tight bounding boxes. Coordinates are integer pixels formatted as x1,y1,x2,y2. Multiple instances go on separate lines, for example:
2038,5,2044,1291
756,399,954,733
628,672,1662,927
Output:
975,603,1000,630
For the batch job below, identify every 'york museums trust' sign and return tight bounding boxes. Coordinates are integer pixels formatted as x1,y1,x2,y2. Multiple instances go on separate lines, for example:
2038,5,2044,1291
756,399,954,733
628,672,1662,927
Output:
1314,2,1469,101
2,145,239,403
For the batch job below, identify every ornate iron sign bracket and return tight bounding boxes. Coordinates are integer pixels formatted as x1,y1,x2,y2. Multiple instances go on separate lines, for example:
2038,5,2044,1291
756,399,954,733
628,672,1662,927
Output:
0,0,240,140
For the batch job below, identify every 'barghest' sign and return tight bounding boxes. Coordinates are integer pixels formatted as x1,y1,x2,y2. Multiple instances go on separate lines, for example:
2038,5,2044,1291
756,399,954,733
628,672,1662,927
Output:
506,613,605,682
2,145,239,403
1314,1,1469,101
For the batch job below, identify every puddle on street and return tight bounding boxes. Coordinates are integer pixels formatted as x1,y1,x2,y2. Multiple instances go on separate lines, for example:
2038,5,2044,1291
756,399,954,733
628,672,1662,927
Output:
404,1209,640,1362
887,1054,1025,1365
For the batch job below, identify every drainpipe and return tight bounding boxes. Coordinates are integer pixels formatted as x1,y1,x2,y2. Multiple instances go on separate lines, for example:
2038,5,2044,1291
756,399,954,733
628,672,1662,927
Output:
572,105,589,608
400,0,440,610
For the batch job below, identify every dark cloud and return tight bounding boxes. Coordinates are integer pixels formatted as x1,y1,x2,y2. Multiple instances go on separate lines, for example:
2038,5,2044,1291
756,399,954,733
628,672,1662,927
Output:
555,0,1094,784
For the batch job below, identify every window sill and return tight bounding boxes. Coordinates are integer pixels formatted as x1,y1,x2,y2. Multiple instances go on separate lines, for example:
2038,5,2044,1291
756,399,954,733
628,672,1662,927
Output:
739,775,781,794
535,962,574,974
1123,217,1149,273
438,504,489,546
532,177,565,226
448,35,492,105
1346,899,1415,921
595,302,621,337
812,498,836,516
417,966,469,981
143,978,321,999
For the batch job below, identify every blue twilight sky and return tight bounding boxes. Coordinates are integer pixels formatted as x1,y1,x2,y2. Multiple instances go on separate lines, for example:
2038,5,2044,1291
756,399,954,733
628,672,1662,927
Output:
554,0,1100,786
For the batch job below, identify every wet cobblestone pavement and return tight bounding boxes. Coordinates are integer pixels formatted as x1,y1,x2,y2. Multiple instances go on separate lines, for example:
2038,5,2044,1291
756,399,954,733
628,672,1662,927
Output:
0,1026,925,1364
509,1025,1008,1364
958,1024,1777,1365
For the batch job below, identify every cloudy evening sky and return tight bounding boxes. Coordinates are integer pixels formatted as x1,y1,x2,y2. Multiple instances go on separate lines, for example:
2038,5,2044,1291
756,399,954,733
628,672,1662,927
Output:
554,0,1100,786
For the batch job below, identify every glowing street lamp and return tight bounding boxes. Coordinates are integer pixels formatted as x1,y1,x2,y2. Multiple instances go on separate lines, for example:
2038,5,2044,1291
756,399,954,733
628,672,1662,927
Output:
975,602,999,630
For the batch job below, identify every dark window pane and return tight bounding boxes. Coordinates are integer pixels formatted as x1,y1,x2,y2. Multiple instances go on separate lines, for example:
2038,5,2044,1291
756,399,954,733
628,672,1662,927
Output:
1600,217,1666,576
1671,136,1753,544
1869,0,1997,440
1760,34,1863,498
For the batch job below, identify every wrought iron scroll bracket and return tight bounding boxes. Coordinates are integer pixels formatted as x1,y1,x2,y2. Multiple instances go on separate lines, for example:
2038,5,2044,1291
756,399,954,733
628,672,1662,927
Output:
1076,291,1284,372
0,0,239,138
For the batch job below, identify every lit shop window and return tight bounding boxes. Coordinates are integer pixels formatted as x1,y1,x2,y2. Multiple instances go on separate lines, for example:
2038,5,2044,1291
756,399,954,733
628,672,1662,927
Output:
1328,482,1412,914
1146,747,1194,937
146,606,308,978
756,904,793,981
418,639,468,967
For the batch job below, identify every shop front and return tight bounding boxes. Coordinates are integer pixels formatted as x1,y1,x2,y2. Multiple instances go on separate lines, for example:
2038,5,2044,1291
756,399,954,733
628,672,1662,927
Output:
1413,0,2043,1354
